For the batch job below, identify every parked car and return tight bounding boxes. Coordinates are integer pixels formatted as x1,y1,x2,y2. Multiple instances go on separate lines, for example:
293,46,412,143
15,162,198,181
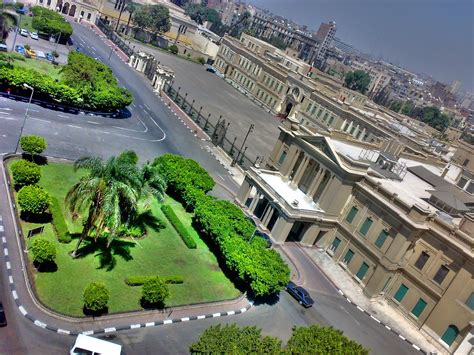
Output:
30,32,39,40
0,302,6,327
70,334,121,355
0,44,7,52
20,28,28,37
26,48,36,58
46,52,54,61
15,45,26,55
286,281,314,308
36,50,46,60
206,65,217,73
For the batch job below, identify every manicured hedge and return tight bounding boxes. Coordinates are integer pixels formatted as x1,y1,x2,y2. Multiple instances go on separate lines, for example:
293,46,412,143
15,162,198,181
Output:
153,154,215,201
31,238,56,266
83,282,109,313
161,204,196,249
11,160,41,189
20,135,48,157
125,275,184,286
49,196,71,243
193,196,290,297
18,185,50,215
0,53,133,111
142,277,169,307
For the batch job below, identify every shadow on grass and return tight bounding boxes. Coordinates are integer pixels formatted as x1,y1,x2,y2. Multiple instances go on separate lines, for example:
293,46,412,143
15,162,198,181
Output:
133,210,165,234
34,260,58,273
140,298,165,310
83,306,109,317
21,153,48,166
74,237,136,272
20,211,52,224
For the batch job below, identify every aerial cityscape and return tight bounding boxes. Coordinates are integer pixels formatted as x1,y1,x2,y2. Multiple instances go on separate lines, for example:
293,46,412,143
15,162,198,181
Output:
0,0,472,354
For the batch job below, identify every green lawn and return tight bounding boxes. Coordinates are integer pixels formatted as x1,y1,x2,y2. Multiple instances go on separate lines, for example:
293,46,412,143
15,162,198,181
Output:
13,58,63,80
7,160,239,316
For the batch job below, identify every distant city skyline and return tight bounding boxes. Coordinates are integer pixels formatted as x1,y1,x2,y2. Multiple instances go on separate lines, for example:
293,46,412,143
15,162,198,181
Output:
250,0,474,93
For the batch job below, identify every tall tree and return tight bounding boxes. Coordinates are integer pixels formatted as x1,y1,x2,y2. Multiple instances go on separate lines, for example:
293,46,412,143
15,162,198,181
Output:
125,2,140,34
115,0,129,31
344,70,371,94
132,4,171,38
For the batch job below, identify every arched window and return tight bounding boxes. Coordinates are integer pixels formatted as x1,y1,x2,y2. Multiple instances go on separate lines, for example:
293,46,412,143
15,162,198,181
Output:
441,325,459,346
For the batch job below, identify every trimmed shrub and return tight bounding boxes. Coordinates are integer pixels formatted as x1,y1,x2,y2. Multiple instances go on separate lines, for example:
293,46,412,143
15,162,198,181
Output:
142,277,169,307
18,185,50,215
161,204,196,249
11,160,41,189
83,282,109,313
30,238,56,266
182,187,206,211
286,325,369,354
49,196,71,243
153,154,215,198
190,324,282,354
125,275,183,286
168,44,178,54
193,196,290,297
20,135,48,157
31,6,73,38
197,57,206,65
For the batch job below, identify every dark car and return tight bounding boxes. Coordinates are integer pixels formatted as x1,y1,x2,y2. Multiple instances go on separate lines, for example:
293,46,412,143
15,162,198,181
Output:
286,281,314,308
254,230,272,247
206,66,216,73
0,302,6,327
46,52,54,61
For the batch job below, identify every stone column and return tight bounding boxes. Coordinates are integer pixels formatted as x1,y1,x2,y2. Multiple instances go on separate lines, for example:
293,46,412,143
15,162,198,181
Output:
352,125,360,138
271,216,294,244
340,119,347,131
236,179,252,205
281,146,299,177
292,155,310,186
346,121,353,133
261,206,274,227
310,169,327,199
307,166,324,197
248,192,260,214
300,224,321,246
359,127,367,141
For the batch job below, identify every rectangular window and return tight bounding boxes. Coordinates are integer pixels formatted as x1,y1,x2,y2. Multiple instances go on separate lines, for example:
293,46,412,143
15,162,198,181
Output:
330,237,341,252
359,217,373,236
317,109,323,117
394,283,409,302
466,293,474,310
342,249,354,265
345,206,358,223
375,230,389,248
414,251,430,270
433,265,449,285
411,298,427,318
356,262,369,280
306,103,312,112
328,116,335,125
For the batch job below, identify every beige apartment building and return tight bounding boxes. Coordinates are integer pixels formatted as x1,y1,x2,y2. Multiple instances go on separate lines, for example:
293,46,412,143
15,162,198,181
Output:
214,34,423,147
236,118,473,353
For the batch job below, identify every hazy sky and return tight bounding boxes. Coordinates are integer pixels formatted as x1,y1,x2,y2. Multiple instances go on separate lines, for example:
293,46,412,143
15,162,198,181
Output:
251,0,474,92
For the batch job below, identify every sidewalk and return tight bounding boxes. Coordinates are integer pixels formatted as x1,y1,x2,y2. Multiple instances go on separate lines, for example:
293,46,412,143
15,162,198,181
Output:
303,246,448,355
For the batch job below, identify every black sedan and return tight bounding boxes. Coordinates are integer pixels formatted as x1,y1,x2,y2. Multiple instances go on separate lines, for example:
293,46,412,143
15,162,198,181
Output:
286,281,314,308
0,302,6,326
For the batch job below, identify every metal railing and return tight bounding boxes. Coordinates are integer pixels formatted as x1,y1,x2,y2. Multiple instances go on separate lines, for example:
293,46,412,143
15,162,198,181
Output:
165,83,256,170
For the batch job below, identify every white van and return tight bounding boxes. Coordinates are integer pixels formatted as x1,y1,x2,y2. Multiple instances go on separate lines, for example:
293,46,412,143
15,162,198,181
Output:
70,334,122,355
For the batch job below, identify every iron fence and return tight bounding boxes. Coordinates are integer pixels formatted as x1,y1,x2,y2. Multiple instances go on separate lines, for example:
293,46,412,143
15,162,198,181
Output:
96,19,136,58
165,84,255,170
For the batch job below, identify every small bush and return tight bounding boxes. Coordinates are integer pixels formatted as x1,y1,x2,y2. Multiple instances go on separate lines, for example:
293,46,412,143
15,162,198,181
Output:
18,185,50,215
161,205,196,249
117,224,144,239
168,44,178,55
20,135,48,157
125,275,183,286
24,44,31,51
31,238,56,266
83,282,109,314
182,187,206,211
197,57,206,65
49,196,71,243
11,160,41,189
142,277,169,307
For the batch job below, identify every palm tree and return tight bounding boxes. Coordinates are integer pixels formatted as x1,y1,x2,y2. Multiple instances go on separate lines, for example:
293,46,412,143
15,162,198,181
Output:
125,2,140,35
66,155,142,257
66,152,167,257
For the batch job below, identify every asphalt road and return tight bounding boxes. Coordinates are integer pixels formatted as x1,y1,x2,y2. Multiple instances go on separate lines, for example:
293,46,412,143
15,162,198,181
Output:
129,40,282,164
0,23,418,355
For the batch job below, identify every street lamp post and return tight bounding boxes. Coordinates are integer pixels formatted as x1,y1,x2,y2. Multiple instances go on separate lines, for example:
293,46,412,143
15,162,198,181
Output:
15,84,34,154
231,124,254,167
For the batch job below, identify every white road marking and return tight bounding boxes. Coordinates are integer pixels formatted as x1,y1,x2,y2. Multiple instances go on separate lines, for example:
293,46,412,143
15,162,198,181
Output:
197,315,205,320
29,117,51,123
104,327,116,333
3,248,8,256
145,322,154,327
0,112,11,116
6,261,11,269
240,307,247,313
144,104,151,111
87,121,100,125
82,330,94,335
57,329,70,335
212,313,221,318
181,317,189,322
34,320,47,328
12,290,18,299
9,276,13,284
67,125,82,129
130,324,141,329
227,310,235,315
57,114,69,118
163,320,172,325
398,334,406,341
0,108,12,111
1,236,5,243
19,306,27,315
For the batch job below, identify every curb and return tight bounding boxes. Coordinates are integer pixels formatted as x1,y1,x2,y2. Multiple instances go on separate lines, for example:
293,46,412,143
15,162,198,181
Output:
0,157,253,336
297,245,427,354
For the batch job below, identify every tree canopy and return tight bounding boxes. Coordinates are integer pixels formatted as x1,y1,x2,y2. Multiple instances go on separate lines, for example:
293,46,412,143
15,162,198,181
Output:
132,4,171,34
344,70,371,94
185,4,220,25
